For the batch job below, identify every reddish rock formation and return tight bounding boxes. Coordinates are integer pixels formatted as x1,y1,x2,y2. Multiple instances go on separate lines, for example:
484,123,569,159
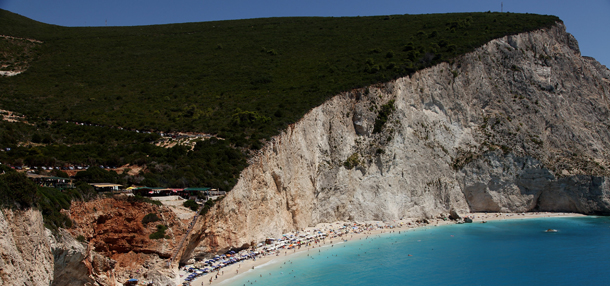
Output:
68,197,188,282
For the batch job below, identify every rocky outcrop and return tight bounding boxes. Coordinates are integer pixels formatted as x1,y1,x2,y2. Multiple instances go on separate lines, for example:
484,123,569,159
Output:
68,198,187,285
460,153,610,213
0,207,120,286
0,208,54,285
50,228,117,286
68,198,186,260
0,197,187,286
449,209,462,220
185,22,610,257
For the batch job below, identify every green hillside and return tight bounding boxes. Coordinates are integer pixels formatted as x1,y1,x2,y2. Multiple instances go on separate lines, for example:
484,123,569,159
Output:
0,10,560,190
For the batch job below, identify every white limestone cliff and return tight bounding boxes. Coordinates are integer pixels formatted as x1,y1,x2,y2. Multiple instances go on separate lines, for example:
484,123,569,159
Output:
184,22,610,257
0,208,54,285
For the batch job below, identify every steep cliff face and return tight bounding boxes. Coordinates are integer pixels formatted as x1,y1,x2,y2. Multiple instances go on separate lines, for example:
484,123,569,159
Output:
0,208,54,285
186,22,610,256
50,229,117,286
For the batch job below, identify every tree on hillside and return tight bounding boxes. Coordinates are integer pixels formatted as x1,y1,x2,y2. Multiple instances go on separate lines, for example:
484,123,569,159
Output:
74,166,121,183
0,172,38,208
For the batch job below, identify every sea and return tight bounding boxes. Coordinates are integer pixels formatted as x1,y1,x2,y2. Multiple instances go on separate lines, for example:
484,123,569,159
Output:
222,216,610,286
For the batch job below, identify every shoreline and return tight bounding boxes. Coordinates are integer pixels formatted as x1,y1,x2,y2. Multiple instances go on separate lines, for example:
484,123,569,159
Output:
189,212,585,286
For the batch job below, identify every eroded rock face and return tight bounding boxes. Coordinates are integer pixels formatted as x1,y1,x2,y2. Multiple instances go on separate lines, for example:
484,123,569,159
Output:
1,199,181,286
185,22,610,256
0,207,121,286
50,229,117,286
69,198,186,259
0,208,54,286
460,153,610,213
68,198,187,285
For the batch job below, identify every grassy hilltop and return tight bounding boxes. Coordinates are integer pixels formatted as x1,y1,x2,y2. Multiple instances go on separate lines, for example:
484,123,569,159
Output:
0,10,560,191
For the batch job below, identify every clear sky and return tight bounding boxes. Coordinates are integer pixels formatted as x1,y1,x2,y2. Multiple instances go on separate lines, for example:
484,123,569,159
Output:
0,0,608,66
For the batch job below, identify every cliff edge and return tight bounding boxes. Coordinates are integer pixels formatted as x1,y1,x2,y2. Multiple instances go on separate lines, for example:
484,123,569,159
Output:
185,22,610,257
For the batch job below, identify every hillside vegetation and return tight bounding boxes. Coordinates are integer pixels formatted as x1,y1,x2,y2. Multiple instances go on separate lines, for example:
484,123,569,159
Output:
0,9,560,191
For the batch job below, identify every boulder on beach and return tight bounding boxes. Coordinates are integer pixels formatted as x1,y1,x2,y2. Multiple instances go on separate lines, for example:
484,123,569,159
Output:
449,209,462,220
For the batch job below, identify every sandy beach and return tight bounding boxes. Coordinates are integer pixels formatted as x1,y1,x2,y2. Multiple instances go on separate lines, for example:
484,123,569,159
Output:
186,212,584,286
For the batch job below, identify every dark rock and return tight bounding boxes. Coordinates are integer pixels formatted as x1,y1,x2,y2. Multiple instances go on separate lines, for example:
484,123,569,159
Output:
449,209,461,220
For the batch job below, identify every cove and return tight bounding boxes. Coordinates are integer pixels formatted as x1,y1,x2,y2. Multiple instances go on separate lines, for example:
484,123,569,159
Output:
225,217,610,286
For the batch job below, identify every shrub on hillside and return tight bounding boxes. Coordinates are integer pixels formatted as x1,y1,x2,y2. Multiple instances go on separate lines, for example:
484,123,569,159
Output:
142,212,161,224
0,165,16,175
74,166,120,183
200,199,217,215
0,172,38,208
372,100,396,134
51,169,69,178
183,199,199,211
149,224,168,239
124,194,162,206
37,187,73,230
343,153,360,170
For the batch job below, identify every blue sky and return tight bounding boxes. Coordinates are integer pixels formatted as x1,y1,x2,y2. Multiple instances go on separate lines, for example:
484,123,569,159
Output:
0,0,608,66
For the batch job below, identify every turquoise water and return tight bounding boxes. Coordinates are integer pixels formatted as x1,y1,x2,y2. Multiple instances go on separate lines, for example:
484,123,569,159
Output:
225,217,610,286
